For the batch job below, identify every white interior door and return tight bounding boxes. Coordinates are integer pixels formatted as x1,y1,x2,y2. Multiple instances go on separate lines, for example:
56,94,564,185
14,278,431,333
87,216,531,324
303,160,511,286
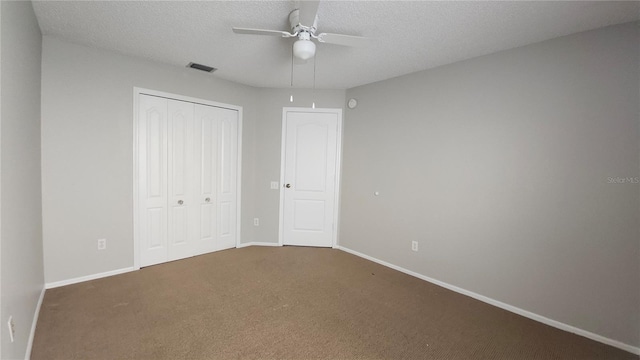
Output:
138,95,169,266
192,104,218,256
137,92,239,267
280,108,341,247
167,99,196,261
192,104,239,254
216,107,239,250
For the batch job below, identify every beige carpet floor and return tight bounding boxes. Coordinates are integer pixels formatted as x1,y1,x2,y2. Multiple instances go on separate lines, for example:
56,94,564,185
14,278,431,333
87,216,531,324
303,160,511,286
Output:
32,246,637,359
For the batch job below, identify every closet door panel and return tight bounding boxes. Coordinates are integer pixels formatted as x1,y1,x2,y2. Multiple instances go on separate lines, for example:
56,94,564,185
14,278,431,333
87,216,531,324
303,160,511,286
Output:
138,95,169,267
194,104,218,255
167,100,196,261
217,108,238,249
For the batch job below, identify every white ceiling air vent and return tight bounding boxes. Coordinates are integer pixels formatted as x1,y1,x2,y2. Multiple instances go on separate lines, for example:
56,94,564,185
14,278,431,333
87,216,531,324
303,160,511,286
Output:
187,62,217,73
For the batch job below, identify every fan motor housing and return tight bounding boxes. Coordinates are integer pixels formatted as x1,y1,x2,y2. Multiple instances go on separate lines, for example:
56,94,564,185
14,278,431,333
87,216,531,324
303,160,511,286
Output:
289,9,317,34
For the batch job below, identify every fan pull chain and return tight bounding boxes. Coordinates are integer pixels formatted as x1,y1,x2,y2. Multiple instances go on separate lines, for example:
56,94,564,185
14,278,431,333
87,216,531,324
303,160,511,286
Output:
290,46,294,102
312,53,316,109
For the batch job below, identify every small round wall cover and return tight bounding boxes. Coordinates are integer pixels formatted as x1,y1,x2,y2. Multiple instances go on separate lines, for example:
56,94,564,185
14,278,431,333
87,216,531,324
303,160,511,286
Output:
347,98,358,109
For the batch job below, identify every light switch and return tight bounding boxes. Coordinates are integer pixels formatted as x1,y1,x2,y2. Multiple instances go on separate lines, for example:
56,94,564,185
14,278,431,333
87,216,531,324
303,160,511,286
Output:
270,181,279,190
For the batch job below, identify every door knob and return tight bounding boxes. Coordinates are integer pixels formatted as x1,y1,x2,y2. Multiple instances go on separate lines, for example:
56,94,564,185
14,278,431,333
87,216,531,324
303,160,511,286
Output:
285,184,291,188
178,200,184,205
205,197,211,202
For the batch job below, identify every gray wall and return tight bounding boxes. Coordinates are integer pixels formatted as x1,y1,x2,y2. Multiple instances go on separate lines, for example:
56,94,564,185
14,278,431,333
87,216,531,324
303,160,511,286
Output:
38,18,639,350
340,22,639,347
41,37,260,284
253,88,345,243
0,1,45,359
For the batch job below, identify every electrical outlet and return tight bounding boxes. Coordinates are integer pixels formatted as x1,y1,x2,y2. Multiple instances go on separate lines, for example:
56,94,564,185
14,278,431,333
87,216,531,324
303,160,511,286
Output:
7,316,15,343
411,241,418,252
98,238,107,250
270,181,279,190
253,218,259,226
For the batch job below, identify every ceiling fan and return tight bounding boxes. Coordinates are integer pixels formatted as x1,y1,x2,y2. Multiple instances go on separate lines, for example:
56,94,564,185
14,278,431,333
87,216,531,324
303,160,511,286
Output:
232,0,369,61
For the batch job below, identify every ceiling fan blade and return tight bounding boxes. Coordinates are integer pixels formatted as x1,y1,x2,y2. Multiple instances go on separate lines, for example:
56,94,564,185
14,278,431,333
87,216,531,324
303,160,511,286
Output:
298,0,320,26
317,33,371,47
232,27,295,38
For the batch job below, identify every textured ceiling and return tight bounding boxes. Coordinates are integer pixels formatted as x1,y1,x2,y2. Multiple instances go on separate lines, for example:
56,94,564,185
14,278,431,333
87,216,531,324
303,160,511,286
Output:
32,1,640,89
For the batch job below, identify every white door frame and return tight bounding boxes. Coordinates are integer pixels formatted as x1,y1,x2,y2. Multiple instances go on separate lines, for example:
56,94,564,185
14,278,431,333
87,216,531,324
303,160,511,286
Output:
278,107,343,248
133,87,243,270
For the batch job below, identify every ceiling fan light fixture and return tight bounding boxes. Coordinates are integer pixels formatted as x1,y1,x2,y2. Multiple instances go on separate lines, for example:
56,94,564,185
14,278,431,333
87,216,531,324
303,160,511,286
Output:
293,39,316,60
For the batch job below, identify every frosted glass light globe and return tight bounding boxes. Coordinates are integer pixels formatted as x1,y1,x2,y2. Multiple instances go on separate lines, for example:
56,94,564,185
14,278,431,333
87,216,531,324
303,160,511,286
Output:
293,39,316,60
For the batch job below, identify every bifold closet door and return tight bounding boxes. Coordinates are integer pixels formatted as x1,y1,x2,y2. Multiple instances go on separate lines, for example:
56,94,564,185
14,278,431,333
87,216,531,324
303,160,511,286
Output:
213,106,238,250
193,104,219,256
138,95,169,267
138,95,238,267
193,104,238,254
166,99,197,262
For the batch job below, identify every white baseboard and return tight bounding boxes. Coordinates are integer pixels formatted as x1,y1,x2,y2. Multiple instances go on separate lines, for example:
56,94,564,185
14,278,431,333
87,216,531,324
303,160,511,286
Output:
237,242,281,248
336,246,640,356
45,244,281,288
25,286,45,360
45,267,136,289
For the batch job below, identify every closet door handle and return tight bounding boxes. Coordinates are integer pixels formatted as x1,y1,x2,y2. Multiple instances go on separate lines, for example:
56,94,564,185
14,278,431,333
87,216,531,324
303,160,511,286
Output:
178,200,184,205
205,197,211,203
285,184,291,188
